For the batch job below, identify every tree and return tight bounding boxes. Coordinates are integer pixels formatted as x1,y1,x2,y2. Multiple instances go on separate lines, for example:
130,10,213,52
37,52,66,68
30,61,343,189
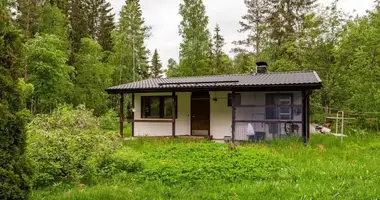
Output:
25,34,74,113
266,0,318,46
110,0,151,85
73,38,112,115
150,49,163,78
49,0,69,15
233,52,256,74
211,24,232,74
0,2,31,198
87,0,115,51
15,0,42,38
333,4,380,117
37,3,68,39
178,0,212,76
234,0,270,56
256,0,321,71
97,1,115,52
68,0,90,56
165,58,180,77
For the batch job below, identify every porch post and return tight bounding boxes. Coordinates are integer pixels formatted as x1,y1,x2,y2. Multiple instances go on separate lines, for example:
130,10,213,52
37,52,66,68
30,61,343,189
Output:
306,92,311,141
302,90,308,144
232,91,236,142
131,93,135,137
119,93,124,138
172,92,176,137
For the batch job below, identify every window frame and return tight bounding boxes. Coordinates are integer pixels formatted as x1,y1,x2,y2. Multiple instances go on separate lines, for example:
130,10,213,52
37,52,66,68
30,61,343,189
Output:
228,93,242,107
141,96,178,119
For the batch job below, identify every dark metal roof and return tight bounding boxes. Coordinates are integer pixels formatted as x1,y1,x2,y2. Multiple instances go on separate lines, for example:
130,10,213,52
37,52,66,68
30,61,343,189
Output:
106,71,322,93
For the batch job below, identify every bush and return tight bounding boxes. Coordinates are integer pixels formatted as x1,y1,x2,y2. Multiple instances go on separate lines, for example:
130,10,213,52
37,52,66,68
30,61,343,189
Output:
99,109,119,131
26,105,126,188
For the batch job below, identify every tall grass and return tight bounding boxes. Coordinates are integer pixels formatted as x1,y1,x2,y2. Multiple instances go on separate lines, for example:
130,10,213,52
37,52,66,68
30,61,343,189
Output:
31,134,380,199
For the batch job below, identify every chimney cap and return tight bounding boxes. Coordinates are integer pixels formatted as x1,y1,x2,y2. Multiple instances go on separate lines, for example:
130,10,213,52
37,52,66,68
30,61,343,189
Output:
256,61,268,66
256,61,268,74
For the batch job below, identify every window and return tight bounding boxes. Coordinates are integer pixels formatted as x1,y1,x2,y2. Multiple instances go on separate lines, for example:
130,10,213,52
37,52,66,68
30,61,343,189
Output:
228,93,241,107
265,94,293,120
141,96,177,118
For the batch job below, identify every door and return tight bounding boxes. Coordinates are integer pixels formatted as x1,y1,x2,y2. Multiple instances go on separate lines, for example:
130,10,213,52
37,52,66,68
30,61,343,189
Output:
191,92,210,136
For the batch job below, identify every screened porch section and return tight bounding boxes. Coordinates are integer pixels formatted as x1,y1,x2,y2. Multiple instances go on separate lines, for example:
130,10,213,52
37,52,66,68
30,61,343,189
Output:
231,92,307,141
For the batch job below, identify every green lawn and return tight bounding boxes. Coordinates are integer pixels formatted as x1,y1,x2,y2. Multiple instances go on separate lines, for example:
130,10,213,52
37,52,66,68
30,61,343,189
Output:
31,134,380,200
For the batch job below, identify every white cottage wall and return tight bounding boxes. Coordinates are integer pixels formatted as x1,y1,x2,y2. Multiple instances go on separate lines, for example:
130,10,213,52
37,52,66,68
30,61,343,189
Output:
209,91,232,140
134,92,191,136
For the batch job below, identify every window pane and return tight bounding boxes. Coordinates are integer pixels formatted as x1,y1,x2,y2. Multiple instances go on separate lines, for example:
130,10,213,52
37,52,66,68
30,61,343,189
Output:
164,97,173,118
143,97,160,118
150,98,160,117
228,93,241,106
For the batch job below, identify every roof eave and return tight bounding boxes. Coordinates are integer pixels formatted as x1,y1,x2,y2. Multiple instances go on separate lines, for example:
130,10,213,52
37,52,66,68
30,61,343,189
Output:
105,83,322,94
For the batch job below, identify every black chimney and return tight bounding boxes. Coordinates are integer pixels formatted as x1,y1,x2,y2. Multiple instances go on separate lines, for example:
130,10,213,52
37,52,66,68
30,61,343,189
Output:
256,62,267,74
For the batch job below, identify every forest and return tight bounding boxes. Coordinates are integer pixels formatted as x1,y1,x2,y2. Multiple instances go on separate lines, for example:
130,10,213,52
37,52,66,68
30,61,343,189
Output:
1,0,380,199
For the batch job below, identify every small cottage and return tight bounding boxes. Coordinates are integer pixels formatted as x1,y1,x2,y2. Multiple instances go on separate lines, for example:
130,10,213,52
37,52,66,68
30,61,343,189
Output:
106,62,322,142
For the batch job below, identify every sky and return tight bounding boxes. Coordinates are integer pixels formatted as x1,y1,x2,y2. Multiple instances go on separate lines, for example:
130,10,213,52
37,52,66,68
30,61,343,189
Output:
109,0,376,67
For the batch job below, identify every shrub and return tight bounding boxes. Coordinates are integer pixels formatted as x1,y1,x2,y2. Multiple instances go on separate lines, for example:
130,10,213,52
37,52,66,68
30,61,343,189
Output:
99,109,119,131
26,105,122,188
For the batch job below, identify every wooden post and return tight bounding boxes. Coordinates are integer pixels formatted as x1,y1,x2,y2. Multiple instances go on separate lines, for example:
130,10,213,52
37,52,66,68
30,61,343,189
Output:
172,92,176,137
120,93,124,138
232,91,236,142
306,92,311,141
302,90,307,144
132,93,135,137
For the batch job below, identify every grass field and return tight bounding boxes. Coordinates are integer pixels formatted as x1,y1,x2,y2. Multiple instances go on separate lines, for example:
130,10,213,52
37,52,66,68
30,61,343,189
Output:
31,134,380,200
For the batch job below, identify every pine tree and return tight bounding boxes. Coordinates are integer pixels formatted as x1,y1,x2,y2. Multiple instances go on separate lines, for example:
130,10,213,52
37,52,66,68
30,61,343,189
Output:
97,1,115,52
15,0,43,38
68,0,90,55
234,0,270,56
87,0,115,51
150,49,163,78
211,24,229,74
178,0,212,76
0,2,31,198
266,0,318,46
110,0,150,85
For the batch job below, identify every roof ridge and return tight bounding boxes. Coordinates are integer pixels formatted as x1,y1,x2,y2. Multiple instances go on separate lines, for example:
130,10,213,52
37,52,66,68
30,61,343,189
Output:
160,71,315,80
161,74,245,80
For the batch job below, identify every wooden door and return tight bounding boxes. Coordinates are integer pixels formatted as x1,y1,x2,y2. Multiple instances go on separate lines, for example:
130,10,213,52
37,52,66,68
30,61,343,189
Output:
191,92,210,136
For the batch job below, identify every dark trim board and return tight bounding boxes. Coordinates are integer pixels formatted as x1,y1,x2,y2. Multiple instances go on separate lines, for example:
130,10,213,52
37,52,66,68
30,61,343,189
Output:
106,84,322,94
172,92,176,137
128,119,173,123
119,94,124,138
132,93,135,137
